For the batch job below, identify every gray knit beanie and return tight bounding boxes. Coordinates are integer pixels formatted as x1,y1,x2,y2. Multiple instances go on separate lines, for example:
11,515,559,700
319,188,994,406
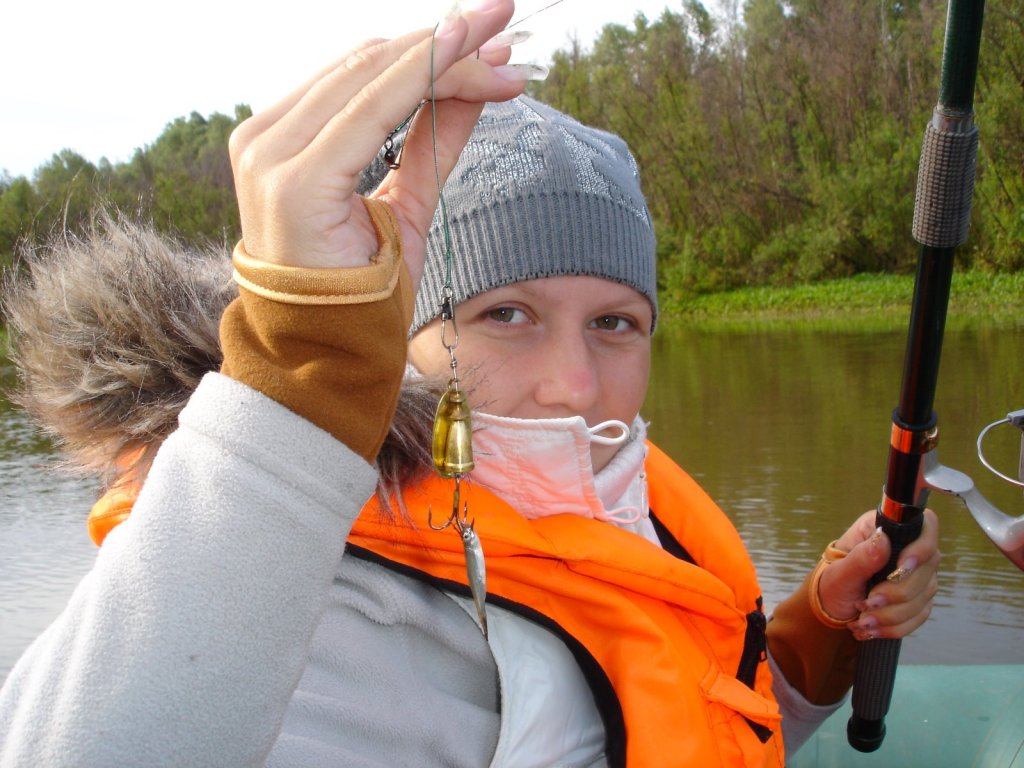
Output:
410,97,657,334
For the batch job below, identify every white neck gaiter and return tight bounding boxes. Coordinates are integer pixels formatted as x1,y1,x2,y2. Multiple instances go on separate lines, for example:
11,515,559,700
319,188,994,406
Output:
470,412,649,525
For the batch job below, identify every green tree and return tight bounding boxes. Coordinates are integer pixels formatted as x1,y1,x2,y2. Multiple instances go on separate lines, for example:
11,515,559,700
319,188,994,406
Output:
532,0,1013,297
0,174,40,269
2,104,252,263
973,1,1024,270
114,105,250,244
31,149,102,240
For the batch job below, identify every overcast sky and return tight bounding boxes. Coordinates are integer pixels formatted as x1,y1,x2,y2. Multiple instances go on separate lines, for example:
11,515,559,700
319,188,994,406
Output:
2,0,679,179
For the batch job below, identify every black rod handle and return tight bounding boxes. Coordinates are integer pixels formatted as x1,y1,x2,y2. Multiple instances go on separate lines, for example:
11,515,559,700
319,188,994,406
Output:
847,510,924,752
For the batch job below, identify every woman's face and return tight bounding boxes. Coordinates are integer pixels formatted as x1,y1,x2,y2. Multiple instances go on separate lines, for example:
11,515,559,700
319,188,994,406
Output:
408,275,653,472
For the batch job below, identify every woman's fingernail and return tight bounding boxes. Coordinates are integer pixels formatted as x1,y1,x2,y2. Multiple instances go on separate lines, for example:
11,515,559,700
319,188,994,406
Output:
869,526,884,547
481,29,532,50
493,63,549,81
887,556,918,584
864,594,888,610
854,628,879,641
446,0,502,15
858,614,879,629
437,0,504,38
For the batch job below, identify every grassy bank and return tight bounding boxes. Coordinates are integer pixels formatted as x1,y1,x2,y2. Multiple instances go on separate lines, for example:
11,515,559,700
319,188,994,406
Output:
0,272,1020,347
660,271,1024,332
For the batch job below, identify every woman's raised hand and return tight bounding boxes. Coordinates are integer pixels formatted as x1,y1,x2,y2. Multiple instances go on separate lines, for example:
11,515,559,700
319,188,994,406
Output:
229,0,528,286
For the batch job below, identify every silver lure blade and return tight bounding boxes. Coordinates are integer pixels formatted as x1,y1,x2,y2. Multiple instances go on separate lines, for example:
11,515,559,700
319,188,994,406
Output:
461,524,488,638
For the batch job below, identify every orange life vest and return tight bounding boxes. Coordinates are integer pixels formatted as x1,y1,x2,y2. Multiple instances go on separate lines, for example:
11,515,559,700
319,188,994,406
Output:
87,445,147,546
348,441,784,768
87,441,784,766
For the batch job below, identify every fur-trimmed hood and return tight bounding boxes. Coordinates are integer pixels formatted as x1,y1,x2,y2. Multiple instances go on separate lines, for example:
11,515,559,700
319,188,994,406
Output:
2,215,236,484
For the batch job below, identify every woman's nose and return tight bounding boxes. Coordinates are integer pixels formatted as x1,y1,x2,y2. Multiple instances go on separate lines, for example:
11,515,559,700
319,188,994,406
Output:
532,332,600,414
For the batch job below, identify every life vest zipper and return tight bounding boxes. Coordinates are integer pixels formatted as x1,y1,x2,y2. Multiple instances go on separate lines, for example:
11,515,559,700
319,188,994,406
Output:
737,597,773,743
738,597,768,688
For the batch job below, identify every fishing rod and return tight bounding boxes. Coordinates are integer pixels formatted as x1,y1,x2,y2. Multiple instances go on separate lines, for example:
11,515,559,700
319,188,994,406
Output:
846,0,987,752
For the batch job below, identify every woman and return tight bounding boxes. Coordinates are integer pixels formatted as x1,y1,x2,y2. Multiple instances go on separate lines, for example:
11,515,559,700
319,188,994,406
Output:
0,2,938,765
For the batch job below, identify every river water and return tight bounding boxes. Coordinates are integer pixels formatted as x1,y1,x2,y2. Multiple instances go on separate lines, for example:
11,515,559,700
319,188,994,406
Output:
2,326,1023,680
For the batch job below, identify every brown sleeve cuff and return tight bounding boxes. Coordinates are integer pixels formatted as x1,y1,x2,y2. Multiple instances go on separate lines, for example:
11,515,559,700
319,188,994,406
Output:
219,198,414,462
231,198,404,305
767,569,860,705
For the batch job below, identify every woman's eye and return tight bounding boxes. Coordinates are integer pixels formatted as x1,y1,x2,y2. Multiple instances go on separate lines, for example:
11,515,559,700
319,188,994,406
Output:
592,315,633,332
487,307,527,324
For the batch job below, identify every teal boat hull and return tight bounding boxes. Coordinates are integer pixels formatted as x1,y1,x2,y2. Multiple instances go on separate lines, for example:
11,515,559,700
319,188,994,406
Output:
788,665,1024,767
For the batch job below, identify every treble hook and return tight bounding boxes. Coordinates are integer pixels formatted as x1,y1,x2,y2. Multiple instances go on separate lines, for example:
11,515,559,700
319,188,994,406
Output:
428,474,472,532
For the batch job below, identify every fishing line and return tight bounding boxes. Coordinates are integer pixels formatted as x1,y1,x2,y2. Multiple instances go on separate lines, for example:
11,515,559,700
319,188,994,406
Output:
428,29,456,297
507,0,568,29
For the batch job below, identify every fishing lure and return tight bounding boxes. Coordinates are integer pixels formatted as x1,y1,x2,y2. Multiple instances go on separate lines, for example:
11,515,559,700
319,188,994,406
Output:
418,21,489,639
427,289,487,634
432,380,474,478
389,0,570,641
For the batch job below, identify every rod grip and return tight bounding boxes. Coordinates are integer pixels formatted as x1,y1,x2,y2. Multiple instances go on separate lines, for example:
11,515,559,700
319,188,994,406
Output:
847,510,924,752
911,119,978,249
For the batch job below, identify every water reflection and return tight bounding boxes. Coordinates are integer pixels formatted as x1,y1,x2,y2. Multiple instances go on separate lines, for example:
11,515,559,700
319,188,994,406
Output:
645,325,1024,665
0,364,97,680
